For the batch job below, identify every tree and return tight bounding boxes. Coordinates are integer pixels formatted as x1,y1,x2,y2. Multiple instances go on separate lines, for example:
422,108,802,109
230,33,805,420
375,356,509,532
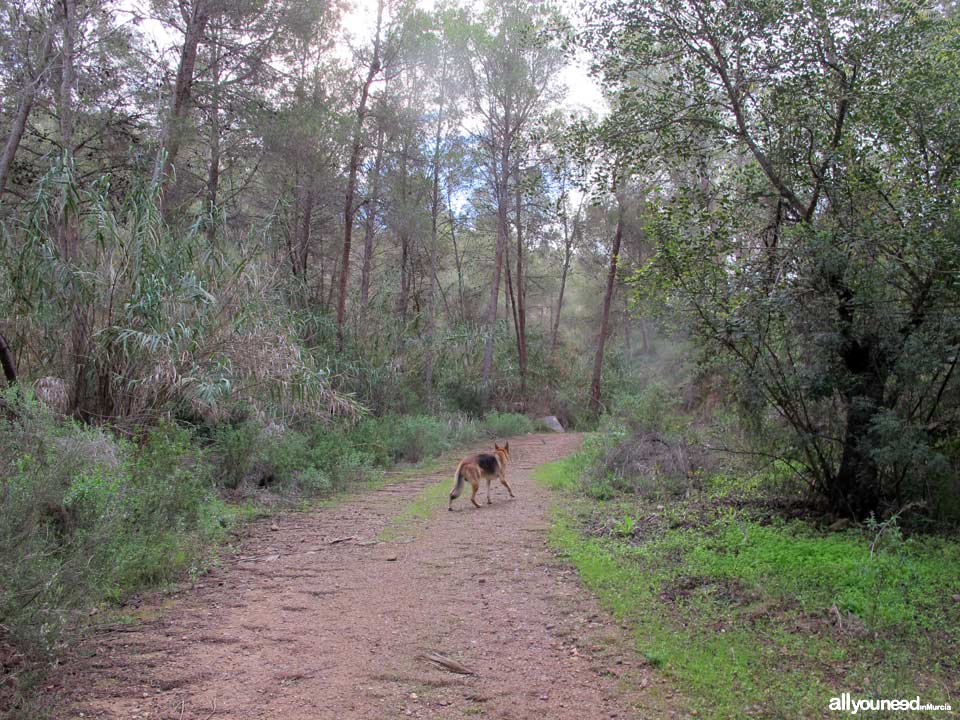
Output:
336,0,385,352
590,0,960,518
0,3,54,201
154,0,215,216
588,179,625,413
463,0,564,397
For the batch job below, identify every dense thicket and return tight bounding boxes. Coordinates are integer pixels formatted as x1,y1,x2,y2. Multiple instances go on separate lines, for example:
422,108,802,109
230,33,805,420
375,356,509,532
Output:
1,0,958,698
585,0,960,520
0,0,637,429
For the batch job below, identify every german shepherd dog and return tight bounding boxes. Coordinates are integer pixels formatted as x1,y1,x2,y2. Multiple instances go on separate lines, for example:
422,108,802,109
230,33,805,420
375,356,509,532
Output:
449,442,513,510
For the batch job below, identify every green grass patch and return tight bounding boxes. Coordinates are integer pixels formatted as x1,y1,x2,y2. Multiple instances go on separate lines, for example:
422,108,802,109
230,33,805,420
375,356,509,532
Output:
539,457,959,719
379,477,451,542
532,457,581,491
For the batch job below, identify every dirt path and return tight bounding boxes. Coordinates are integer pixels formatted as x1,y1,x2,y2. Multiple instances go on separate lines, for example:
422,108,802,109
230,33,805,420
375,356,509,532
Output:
55,433,663,719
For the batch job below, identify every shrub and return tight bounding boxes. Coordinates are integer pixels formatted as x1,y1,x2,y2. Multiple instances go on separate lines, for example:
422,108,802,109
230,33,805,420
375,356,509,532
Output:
481,412,534,438
210,421,259,489
297,466,332,496
0,397,227,658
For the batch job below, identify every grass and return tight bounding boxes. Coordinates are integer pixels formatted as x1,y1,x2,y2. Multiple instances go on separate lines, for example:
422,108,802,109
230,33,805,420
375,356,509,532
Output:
379,478,452,542
535,459,960,719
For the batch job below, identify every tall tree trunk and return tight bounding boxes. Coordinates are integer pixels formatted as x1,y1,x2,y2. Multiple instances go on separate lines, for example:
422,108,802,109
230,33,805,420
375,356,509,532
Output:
505,240,520,348
58,0,77,259
205,23,222,243
397,140,411,324
550,234,572,356
359,125,385,327
156,0,211,217
514,175,527,397
58,0,87,416
589,192,625,414
447,186,466,323
480,106,512,393
0,29,54,201
831,289,887,519
551,180,579,356
336,0,383,352
424,52,448,398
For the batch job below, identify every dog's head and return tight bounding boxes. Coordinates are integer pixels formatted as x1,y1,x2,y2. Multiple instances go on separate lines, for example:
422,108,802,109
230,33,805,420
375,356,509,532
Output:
494,441,510,463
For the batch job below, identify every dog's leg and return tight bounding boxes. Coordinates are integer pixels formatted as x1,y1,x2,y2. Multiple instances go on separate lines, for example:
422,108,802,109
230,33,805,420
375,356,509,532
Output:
470,480,481,509
500,473,515,499
486,476,492,505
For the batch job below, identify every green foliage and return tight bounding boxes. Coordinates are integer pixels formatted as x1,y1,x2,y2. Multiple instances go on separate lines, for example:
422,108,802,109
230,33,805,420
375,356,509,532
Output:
1,175,362,429
481,412,534,438
0,393,536,666
589,0,960,519
0,397,227,657
541,456,960,718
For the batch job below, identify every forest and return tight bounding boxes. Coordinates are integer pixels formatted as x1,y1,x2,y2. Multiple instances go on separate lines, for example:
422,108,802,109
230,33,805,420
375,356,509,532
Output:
1,0,958,716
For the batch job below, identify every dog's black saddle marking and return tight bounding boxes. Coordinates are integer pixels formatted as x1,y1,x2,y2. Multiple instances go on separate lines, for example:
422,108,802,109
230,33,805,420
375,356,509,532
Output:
477,454,499,474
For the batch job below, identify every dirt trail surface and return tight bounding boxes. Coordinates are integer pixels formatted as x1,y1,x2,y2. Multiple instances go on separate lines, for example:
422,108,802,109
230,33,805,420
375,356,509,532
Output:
55,433,659,719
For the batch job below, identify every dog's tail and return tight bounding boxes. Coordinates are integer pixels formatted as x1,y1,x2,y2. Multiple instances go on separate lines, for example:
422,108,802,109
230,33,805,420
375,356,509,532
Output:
449,462,466,508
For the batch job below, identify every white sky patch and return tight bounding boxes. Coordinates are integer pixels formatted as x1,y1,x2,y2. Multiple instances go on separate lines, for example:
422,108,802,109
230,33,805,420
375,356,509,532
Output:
119,0,606,117
342,0,607,117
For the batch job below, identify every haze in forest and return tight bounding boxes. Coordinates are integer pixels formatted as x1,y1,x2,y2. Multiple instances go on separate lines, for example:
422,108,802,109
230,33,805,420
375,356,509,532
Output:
1,0,958,715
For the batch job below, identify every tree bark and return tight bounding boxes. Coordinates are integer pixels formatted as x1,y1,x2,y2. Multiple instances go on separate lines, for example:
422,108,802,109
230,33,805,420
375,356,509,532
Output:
480,104,512,394
550,230,573,356
424,50,448,398
514,174,527,396
205,22,222,243
156,0,211,217
0,332,17,386
359,125,385,327
336,0,383,352
447,185,466,322
589,192,625,414
550,194,577,356
0,28,54,201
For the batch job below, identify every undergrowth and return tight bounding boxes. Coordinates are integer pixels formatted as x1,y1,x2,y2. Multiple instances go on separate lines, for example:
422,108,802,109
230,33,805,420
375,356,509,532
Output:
0,388,532,714
536,457,960,718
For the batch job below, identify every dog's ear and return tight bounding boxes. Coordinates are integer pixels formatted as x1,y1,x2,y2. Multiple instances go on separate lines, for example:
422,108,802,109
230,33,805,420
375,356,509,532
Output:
494,442,502,450
504,441,509,452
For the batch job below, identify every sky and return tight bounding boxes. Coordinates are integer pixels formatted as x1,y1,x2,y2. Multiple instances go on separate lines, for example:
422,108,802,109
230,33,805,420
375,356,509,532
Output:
119,0,608,123
340,0,608,116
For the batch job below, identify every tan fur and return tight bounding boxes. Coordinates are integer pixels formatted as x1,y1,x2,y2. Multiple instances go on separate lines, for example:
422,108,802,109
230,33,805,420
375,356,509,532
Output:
449,442,513,510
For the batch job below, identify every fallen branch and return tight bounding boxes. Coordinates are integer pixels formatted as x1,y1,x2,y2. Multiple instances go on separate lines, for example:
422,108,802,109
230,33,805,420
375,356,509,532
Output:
418,651,476,676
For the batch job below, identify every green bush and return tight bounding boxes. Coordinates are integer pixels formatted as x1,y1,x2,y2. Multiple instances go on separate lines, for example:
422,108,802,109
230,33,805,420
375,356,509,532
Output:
210,421,259,489
297,466,332,496
0,400,227,657
481,412,534,438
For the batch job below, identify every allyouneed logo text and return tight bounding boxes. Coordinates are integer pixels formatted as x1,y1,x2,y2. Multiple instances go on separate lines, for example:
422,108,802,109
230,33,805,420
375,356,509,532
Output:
830,693,952,714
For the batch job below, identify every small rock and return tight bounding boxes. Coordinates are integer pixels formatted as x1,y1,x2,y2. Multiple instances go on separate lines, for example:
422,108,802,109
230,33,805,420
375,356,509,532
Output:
538,415,565,433
270,524,280,532
386,555,398,562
